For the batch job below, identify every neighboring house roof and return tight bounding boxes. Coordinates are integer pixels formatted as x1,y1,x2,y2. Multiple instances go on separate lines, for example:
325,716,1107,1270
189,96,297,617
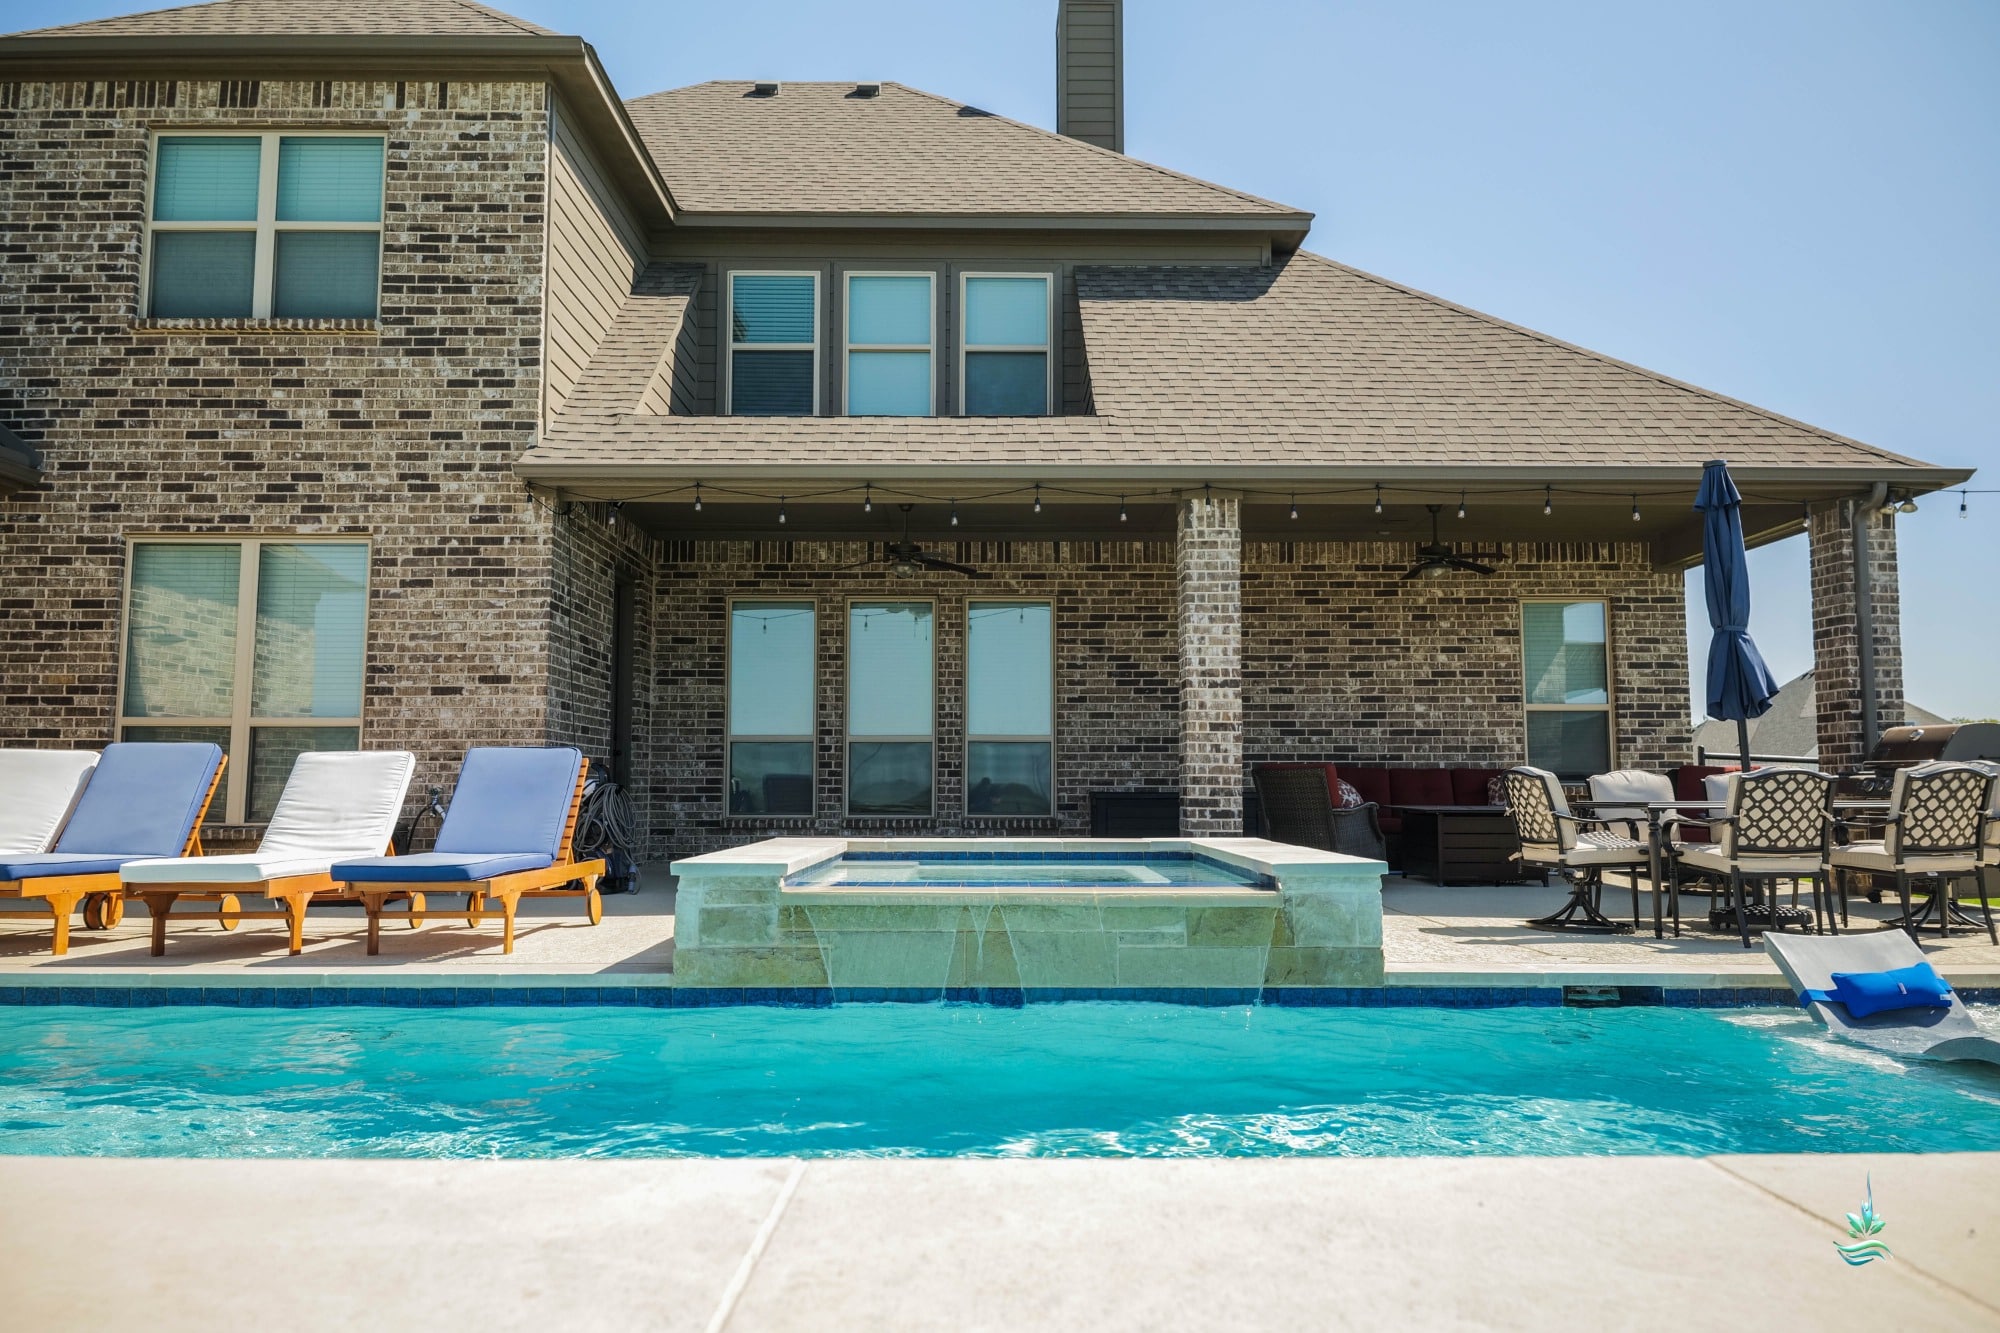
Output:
1692,670,1950,760
622,81,1310,230
7,0,554,37
0,424,44,497
522,251,1956,484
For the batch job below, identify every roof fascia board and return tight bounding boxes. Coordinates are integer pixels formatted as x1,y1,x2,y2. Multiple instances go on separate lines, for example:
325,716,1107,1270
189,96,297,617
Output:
0,33,677,228
670,210,1313,235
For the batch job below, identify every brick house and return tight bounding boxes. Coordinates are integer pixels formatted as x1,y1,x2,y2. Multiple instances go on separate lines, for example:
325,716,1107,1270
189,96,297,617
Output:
0,0,1970,859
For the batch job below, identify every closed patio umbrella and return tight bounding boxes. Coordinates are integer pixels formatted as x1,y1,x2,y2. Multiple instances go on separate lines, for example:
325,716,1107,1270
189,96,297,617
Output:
1695,459,1781,771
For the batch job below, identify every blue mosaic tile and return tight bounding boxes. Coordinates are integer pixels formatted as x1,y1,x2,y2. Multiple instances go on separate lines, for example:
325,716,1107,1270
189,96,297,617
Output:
309,988,350,1007
417,988,455,1008
637,987,675,1006
449,989,493,1007
163,987,206,1006
563,988,602,1006
525,988,566,1006
272,988,311,1008
379,988,426,1008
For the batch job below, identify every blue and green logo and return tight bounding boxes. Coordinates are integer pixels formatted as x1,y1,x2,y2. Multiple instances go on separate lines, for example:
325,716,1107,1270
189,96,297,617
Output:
1835,1176,1891,1266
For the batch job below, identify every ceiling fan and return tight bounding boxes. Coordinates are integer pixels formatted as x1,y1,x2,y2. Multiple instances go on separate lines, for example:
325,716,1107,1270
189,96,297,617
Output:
838,505,989,580
1403,504,1507,580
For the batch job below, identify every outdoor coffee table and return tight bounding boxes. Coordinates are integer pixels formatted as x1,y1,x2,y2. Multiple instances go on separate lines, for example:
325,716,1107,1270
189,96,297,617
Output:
1395,805,1526,887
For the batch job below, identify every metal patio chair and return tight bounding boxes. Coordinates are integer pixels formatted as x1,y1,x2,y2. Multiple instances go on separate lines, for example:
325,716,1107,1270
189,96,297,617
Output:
1828,761,1997,945
1502,766,1646,934
1673,768,1837,948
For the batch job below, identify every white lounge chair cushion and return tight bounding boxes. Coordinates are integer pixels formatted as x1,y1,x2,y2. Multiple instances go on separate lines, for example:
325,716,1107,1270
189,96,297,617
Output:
1828,841,1980,875
123,750,414,885
1676,845,1821,877
0,750,99,856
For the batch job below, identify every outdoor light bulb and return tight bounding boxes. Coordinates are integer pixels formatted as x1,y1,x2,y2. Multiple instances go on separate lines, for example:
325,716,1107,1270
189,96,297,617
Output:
1456,492,1467,520
1421,563,1447,579
693,483,702,512
1898,499,1918,514
1543,486,1553,516
607,502,621,528
1961,493,1969,519
778,497,787,525
863,484,872,514
1119,496,1128,522
1373,484,1383,515
950,503,960,527
1033,485,1042,514
1631,496,1642,522
1289,496,1299,521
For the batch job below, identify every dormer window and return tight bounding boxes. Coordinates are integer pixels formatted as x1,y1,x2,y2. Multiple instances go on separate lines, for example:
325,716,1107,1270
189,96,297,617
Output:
727,272,819,415
960,274,1051,416
145,133,383,320
844,273,934,416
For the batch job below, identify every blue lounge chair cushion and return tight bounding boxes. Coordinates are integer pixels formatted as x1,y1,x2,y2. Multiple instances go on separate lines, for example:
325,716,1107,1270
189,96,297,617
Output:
1819,963,1955,1018
432,747,583,860
0,853,146,881
330,851,556,883
55,742,224,857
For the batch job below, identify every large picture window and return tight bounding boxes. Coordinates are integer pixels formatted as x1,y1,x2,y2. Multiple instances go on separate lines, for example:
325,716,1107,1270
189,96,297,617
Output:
966,601,1054,816
1522,600,1613,779
146,133,383,320
848,601,934,816
728,601,816,815
844,273,933,416
959,273,1051,416
119,539,369,823
728,272,818,415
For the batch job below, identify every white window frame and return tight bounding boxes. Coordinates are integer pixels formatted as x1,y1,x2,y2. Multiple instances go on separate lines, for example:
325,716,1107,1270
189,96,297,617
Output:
845,597,937,819
116,535,371,824
724,597,817,818
725,270,821,416
965,599,1056,819
842,271,935,417
1520,597,1616,777
142,130,386,320
957,271,1054,416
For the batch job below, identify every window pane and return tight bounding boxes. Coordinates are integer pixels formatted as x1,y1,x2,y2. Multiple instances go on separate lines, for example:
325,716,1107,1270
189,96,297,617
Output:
965,276,1048,346
731,350,815,415
124,544,240,718
968,741,1052,816
150,231,254,318
964,351,1048,416
1526,712,1611,780
121,726,231,821
967,601,1051,735
154,136,260,221
273,232,379,319
847,275,930,344
729,742,814,815
849,741,932,816
849,602,933,737
249,726,360,822
252,544,368,719
1523,602,1608,704
731,274,815,343
277,137,383,222
848,350,930,416
729,602,815,736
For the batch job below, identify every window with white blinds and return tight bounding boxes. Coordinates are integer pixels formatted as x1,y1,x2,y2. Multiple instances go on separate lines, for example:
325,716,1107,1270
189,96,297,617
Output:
966,601,1054,816
146,133,383,320
120,539,370,823
1522,600,1613,778
728,272,819,415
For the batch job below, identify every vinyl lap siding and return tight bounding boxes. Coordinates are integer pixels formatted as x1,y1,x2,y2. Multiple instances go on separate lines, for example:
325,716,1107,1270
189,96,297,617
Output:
546,95,645,419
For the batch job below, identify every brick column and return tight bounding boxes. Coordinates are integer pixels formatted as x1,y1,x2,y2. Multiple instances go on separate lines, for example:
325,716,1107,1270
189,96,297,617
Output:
1808,501,1904,772
1176,492,1243,835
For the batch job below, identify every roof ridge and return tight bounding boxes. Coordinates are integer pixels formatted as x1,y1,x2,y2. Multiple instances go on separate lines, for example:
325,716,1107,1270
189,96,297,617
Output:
1288,250,1923,469
883,81,1303,217
438,0,553,36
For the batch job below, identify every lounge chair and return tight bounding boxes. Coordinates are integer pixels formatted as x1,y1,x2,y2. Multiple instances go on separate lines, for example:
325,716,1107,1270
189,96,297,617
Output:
0,743,222,954
1250,762,1387,860
331,746,605,954
1765,930,2000,1066
0,749,98,856
122,750,415,956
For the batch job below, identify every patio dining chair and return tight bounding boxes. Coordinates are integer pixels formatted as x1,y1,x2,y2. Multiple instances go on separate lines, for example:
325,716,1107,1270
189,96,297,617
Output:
1250,763,1387,861
1501,766,1646,934
1827,761,1997,945
1586,769,1675,841
1673,768,1837,949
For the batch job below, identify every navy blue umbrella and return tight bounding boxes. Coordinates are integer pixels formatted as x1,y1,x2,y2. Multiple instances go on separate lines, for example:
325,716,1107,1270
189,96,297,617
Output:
1695,459,1781,770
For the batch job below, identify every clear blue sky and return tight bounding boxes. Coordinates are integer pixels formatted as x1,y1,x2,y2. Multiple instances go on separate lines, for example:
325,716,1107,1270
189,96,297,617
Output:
17,0,2000,719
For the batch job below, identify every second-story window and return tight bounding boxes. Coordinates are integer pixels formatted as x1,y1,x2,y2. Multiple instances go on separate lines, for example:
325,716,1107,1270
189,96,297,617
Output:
146,133,384,320
960,274,1051,416
728,272,819,415
844,273,934,416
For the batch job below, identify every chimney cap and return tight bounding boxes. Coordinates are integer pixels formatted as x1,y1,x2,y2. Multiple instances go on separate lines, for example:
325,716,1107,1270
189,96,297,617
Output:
748,82,780,97
850,82,881,99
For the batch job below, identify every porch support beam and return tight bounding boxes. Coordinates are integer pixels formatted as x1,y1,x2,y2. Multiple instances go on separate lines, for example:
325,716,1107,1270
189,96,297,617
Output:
1175,491,1243,836
1808,490,1904,771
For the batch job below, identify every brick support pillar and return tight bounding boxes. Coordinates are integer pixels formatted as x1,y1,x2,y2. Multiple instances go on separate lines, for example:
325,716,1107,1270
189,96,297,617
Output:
1808,501,1904,772
1176,492,1242,835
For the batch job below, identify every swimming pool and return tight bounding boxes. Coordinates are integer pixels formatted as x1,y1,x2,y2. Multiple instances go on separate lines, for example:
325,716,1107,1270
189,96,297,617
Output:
4,1003,1996,1159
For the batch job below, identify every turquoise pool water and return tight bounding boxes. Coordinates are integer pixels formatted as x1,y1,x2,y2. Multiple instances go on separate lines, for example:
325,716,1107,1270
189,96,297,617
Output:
3,1004,1996,1159
786,851,1269,889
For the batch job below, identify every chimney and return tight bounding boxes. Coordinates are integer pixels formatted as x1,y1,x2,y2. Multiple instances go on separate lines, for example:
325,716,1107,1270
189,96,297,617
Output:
1056,0,1122,153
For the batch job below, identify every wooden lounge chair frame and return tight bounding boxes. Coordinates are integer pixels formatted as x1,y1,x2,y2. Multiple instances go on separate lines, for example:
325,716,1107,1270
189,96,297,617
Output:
0,756,226,956
137,833,410,958
345,764,605,954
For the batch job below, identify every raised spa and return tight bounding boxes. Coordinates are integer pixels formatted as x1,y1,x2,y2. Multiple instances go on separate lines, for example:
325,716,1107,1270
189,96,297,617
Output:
669,837,1387,992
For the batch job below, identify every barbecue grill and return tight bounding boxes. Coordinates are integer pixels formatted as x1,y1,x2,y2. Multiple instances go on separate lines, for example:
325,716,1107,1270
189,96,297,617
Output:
1838,723,2000,798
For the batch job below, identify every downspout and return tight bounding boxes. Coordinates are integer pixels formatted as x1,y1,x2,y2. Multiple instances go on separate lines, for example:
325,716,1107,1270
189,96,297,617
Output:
1852,483,1888,754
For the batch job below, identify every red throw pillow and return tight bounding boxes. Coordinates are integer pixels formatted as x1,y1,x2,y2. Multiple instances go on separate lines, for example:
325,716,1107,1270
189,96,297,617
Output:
1335,779,1364,809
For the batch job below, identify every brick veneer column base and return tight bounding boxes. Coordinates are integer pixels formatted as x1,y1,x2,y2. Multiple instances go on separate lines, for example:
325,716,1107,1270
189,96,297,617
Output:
1177,494,1243,835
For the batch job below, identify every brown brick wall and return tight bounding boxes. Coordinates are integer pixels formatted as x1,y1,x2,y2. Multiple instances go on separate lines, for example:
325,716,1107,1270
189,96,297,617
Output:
1808,503,1904,771
1177,494,1243,835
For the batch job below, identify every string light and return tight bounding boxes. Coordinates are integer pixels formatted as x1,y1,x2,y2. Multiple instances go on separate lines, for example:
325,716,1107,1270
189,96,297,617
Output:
1631,494,1642,522
949,499,960,527
1119,495,1128,522
606,501,622,529
1373,483,1383,515
1033,484,1042,514
1456,491,1467,520
777,495,787,525
1543,485,1553,516
1289,493,1299,521
1961,491,1969,519
863,482,872,514
692,481,701,513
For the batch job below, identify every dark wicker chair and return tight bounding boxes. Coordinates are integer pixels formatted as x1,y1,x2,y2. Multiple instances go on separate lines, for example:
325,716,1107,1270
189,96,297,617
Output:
1250,763,1388,861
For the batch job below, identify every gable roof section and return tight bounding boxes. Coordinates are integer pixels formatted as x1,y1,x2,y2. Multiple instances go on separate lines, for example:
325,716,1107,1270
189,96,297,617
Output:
622,81,1310,230
7,0,555,37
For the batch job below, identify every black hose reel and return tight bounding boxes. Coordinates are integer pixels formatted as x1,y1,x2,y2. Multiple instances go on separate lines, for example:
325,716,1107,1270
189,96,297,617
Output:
576,763,640,894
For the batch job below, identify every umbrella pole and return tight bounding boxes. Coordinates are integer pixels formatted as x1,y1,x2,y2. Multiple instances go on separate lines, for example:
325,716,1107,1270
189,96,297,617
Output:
1736,717,1752,773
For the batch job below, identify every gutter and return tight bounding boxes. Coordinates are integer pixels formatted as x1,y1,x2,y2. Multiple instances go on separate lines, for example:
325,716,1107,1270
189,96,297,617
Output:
1853,482,1889,754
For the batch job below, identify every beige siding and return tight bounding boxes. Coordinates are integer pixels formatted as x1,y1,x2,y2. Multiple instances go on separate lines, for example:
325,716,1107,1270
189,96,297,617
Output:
546,94,645,420
1057,0,1122,152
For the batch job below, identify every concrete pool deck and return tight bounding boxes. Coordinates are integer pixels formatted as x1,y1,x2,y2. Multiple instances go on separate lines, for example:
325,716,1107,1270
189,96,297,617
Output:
4,1152,1996,1331
1,869,1997,992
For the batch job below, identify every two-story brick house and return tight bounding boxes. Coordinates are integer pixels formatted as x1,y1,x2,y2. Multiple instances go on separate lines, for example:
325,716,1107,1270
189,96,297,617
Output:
0,0,1970,859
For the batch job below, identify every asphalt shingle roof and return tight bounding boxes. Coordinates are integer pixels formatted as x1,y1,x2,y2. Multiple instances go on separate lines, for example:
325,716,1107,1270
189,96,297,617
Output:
8,0,556,38
622,81,1306,221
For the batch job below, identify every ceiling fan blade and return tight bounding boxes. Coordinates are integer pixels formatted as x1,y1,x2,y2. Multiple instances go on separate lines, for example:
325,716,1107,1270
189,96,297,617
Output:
830,555,881,573
915,553,989,579
1449,558,1497,576
1400,563,1428,581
